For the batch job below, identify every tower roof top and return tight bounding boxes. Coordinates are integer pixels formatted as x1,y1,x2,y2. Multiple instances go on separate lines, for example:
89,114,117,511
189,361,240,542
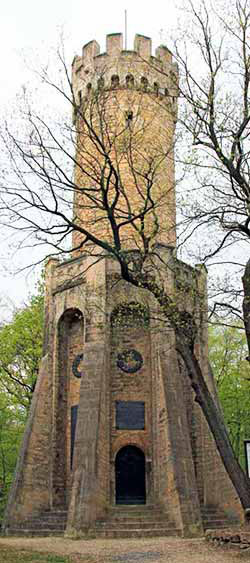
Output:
72,33,178,99
72,33,174,69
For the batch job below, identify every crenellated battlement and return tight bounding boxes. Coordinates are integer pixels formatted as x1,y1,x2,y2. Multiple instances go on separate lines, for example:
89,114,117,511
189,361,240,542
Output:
72,33,178,104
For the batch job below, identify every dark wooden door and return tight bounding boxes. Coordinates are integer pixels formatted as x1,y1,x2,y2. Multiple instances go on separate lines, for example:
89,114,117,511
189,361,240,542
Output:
115,446,146,504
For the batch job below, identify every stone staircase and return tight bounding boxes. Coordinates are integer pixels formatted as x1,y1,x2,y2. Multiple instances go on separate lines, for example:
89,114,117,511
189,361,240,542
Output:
201,505,240,530
5,509,67,537
5,504,240,538
4,506,179,538
92,505,180,538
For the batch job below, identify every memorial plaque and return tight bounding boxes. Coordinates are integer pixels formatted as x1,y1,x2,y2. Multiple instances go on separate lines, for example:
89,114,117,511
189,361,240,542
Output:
116,401,145,430
71,405,78,468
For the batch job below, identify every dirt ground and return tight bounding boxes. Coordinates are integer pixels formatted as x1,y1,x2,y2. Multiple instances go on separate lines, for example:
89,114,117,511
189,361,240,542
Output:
0,536,250,563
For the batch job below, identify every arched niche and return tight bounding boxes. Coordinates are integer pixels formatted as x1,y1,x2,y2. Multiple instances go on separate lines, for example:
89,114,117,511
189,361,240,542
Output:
141,76,148,91
111,74,120,88
53,308,84,508
115,445,146,504
97,77,105,89
126,74,134,88
153,82,159,95
86,82,92,95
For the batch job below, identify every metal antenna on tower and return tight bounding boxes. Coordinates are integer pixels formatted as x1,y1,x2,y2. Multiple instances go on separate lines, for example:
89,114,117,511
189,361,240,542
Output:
125,10,127,50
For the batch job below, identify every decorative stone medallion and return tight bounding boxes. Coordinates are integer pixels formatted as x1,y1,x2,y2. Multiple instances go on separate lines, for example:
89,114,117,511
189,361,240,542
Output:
72,353,84,378
117,349,143,374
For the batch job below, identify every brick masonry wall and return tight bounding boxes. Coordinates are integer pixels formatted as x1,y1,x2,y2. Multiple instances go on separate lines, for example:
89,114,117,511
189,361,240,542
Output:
110,313,153,503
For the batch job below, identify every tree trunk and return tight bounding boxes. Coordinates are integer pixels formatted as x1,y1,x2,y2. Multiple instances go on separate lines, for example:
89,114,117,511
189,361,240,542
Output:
123,267,250,510
242,259,250,362
176,335,250,509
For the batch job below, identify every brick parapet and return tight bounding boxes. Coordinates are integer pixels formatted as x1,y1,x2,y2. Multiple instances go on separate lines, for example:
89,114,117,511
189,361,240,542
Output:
72,33,178,105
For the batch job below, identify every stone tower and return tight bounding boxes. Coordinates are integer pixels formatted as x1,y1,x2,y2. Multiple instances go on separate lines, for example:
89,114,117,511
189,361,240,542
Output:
3,34,243,538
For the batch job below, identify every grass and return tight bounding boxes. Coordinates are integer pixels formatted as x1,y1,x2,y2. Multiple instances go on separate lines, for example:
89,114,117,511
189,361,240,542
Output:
0,547,71,563
0,548,69,562
0,547,97,563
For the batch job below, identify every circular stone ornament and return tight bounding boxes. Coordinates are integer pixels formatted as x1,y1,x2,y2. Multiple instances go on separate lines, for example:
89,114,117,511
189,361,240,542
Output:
72,353,84,378
117,349,143,374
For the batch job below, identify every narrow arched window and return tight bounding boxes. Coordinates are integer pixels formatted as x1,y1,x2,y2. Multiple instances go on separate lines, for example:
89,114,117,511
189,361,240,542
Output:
86,83,92,94
111,75,119,88
153,82,159,95
141,77,148,91
126,74,134,88
125,110,133,125
97,77,104,89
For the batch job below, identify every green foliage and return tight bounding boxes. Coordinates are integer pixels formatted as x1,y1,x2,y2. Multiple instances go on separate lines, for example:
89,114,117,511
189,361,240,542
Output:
111,301,149,329
0,289,44,411
209,324,250,469
0,285,44,522
0,393,25,522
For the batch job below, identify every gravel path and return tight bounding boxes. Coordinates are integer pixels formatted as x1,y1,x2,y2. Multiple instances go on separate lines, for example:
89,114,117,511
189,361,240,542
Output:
0,536,249,562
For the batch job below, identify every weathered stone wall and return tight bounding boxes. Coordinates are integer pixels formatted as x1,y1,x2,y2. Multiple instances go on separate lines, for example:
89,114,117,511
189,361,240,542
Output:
110,301,153,503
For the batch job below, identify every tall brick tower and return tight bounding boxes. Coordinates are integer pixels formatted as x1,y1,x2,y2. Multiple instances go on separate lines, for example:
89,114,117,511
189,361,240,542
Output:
3,34,243,538
71,33,177,253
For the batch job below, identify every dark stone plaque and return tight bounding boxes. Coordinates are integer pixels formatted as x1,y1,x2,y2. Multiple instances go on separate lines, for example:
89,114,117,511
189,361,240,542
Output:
116,401,145,430
71,404,78,468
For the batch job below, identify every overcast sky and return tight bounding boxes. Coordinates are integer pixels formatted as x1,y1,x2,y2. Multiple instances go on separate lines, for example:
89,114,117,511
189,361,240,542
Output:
0,0,181,103
0,0,187,318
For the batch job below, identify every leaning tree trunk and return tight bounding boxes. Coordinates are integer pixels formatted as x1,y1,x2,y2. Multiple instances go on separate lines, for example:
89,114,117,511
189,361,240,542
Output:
121,263,250,510
242,258,250,362
176,335,250,510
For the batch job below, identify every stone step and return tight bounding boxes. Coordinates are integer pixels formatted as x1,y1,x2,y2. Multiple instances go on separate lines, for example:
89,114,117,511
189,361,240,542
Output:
203,520,239,530
95,520,175,530
42,511,67,517
202,514,239,522
7,509,68,536
18,520,66,530
6,528,64,537
27,517,67,525
99,517,171,525
201,506,240,530
201,507,238,517
201,511,229,519
109,506,159,513
106,513,169,522
92,527,180,539
107,508,167,517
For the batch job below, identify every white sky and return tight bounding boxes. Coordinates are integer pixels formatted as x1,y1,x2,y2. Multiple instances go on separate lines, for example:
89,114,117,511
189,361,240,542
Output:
0,0,184,318
0,0,181,103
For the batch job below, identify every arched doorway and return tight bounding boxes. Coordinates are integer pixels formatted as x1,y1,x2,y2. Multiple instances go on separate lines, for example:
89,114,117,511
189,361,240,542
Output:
115,445,146,505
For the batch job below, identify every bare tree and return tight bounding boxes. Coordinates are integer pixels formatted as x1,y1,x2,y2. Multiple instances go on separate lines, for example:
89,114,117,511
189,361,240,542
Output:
168,0,250,341
1,34,250,509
